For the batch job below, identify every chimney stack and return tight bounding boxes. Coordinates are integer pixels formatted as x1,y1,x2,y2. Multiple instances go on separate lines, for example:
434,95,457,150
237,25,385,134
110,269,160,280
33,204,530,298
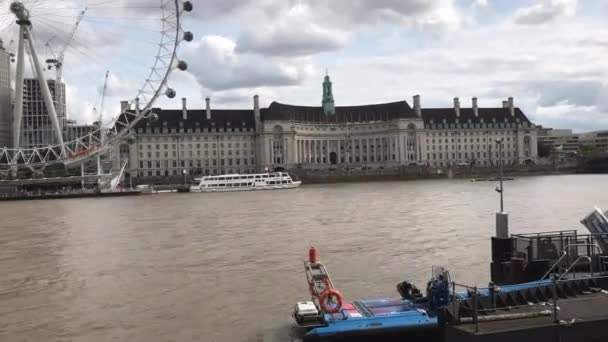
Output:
205,97,211,120
413,95,421,117
182,97,187,120
120,100,129,111
502,100,508,108
453,97,460,117
472,97,478,117
508,97,515,116
253,94,260,121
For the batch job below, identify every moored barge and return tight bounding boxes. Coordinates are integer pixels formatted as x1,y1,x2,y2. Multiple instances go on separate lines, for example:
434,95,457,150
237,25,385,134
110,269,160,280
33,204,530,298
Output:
293,207,608,342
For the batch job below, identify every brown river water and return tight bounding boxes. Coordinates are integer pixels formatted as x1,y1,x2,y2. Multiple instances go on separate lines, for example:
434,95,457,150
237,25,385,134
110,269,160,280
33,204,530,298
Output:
1,174,607,341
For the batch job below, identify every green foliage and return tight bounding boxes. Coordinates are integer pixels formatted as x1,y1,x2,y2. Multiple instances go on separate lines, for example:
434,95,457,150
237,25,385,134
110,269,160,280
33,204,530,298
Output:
580,145,597,157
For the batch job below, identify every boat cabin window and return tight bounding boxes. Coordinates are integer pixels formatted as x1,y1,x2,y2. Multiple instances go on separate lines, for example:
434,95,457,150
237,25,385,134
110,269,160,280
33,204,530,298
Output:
218,177,225,181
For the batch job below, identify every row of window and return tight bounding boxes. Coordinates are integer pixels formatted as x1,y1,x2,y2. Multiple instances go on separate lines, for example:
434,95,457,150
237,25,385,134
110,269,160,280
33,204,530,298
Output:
140,149,251,159
430,160,516,167
139,135,255,142
139,142,255,150
139,158,255,169
428,144,516,151
426,122,530,130
206,180,291,187
428,136,516,144
426,150,530,160
139,169,257,177
139,127,254,134
430,130,524,136
304,155,398,164
210,174,277,180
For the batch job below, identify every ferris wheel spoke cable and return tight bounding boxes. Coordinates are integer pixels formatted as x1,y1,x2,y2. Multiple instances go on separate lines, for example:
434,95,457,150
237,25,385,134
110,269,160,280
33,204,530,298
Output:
0,0,193,169
30,10,175,67
31,18,161,70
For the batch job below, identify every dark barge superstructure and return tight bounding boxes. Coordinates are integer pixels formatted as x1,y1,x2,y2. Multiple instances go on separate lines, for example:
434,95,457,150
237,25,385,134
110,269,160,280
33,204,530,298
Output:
293,208,608,342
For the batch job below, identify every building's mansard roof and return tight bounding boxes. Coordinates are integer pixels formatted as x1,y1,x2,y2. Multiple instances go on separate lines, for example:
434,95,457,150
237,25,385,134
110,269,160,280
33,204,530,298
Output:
261,100,415,122
421,107,532,126
127,109,256,132
119,100,534,132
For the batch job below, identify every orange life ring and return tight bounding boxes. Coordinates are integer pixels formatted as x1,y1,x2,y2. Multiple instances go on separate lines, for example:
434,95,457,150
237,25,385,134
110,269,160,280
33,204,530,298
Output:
319,288,343,314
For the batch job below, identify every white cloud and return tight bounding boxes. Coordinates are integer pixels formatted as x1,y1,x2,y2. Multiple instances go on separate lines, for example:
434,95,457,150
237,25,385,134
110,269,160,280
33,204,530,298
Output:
235,3,349,57
472,0,488,8
181,35,314,91
514,0,577,25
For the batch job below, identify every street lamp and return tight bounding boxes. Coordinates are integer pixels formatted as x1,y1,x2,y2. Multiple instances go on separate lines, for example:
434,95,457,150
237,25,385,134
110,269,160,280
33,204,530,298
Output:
182,169,188,186
495,138,504,212
494,137,508,238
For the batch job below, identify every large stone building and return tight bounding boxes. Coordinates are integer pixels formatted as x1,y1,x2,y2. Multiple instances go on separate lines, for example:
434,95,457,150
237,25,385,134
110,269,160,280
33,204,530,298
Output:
63,120,98,142
19,78,66,148
0,40,11,148
116,75,538,179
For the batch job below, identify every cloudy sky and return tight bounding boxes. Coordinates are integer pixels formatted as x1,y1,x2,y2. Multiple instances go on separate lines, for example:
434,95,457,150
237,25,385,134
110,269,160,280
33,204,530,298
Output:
2,0,607,132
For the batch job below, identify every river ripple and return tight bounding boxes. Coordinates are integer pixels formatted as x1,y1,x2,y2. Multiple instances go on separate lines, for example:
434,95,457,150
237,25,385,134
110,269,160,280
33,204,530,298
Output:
0,174,606,341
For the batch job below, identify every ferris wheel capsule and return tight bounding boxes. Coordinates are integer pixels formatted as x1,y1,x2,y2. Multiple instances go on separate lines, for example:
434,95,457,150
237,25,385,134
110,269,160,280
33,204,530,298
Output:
166,88,176,99
183,31,194,42
177,61,188,71
183,1,193,12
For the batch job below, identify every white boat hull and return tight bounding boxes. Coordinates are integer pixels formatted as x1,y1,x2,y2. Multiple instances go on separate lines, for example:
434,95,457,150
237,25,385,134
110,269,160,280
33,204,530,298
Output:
191,181,301,193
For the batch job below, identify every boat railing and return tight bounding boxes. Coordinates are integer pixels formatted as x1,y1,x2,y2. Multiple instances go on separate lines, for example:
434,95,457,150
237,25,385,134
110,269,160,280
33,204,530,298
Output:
510,232,608,267
600,256,608,273
538,251,568,282
512,230,578,239
538,243,601,282
557,255,593,281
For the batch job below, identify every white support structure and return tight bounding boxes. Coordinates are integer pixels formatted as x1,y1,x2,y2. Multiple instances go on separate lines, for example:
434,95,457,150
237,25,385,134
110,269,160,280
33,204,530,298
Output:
25,25,65,150
12,26,25,149
11,2,64,152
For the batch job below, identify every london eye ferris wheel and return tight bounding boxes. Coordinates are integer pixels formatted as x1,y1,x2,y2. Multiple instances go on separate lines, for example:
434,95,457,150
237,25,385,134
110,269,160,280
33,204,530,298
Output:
0,0,193,175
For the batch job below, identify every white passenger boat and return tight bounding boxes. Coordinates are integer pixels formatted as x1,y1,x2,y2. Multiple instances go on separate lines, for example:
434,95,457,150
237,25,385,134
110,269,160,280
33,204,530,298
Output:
190,172,302,193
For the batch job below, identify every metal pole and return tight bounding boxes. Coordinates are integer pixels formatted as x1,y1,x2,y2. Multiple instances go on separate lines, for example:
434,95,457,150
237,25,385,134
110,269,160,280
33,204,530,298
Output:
473,286,479,333
12,26,26,149
25,26,65,149
496,139,505,213
552,276,558,323
452,281,456,321
80,162,85,190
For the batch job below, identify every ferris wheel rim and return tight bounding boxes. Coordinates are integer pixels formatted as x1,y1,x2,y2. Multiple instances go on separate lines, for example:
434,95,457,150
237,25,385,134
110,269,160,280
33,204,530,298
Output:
0,0,185,168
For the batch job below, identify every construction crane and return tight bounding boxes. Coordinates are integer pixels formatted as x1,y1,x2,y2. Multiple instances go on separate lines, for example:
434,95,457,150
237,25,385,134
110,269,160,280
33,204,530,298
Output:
96,70,110,184
45,7,87,119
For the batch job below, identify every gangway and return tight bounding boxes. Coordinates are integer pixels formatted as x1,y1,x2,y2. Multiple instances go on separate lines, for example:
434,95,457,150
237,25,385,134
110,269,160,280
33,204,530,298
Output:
581,208,608,253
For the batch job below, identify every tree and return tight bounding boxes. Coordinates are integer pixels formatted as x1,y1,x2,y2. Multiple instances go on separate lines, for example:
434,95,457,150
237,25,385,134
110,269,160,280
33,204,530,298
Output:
580,145,597,157
537,142,553,158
